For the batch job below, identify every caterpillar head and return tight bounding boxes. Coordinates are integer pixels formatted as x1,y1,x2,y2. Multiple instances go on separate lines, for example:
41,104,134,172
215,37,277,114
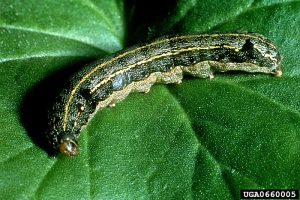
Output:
59,133,79,156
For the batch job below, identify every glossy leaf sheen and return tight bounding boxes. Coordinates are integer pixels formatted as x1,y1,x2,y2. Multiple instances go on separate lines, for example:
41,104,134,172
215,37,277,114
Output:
0,0,299,199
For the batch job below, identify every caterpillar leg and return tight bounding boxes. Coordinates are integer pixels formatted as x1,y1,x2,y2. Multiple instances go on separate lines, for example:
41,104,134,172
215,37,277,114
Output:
182,61,215,78
155,66,183,84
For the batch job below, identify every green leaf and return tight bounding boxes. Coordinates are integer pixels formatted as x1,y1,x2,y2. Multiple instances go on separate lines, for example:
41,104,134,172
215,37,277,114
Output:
1,0,300,199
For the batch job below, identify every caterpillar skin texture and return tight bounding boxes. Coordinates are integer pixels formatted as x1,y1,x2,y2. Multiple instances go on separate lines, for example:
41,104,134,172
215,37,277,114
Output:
46,32,282,156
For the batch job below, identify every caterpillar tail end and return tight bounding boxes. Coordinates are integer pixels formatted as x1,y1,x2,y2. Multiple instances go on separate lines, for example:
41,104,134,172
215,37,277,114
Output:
274,69,282,77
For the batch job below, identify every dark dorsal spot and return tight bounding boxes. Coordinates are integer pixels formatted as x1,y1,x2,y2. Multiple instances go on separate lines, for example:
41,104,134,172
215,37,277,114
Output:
90,100,97,110
241,39,256,59
218,46,227,60
80,88,92,100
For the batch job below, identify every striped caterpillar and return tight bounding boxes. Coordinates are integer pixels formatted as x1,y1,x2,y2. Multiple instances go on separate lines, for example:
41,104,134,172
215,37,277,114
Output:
46,32,282,156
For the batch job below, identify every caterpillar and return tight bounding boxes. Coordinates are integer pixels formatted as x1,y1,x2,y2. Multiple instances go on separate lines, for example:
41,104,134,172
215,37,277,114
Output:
46,32,282,156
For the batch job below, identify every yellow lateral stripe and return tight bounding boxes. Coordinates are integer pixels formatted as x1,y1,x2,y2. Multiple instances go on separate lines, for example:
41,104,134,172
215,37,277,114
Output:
90,46,209,93
62,33,275,130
